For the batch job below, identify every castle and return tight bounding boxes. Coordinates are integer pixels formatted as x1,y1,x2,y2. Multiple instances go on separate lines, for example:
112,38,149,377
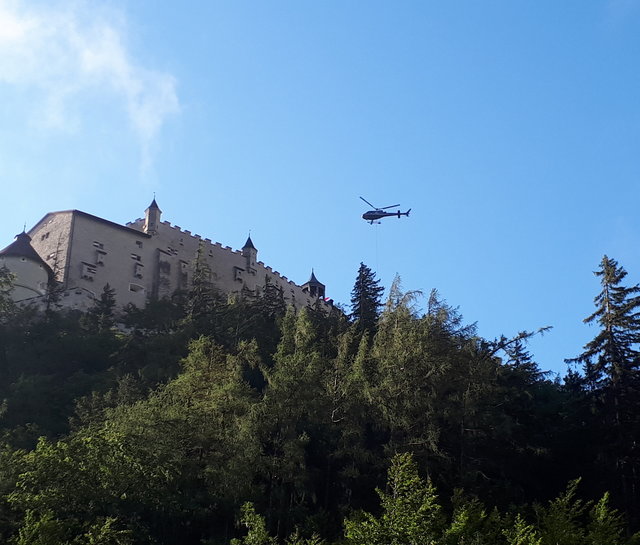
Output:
0,200,330,311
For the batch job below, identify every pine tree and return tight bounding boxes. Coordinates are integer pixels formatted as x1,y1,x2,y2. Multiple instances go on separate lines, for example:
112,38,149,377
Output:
567,255,640,524
350,263,384,333
186,242,218,322
567,255,640,394
344,453,444,545
84,283,117,333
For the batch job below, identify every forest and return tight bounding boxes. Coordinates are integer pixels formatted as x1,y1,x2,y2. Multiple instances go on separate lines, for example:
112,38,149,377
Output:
0,255,639,544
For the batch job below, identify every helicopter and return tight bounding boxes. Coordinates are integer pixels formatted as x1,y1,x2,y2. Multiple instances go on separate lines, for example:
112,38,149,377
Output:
360,196,411,224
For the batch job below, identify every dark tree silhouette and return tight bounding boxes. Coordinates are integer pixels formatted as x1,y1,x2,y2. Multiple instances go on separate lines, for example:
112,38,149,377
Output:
350,263,384,333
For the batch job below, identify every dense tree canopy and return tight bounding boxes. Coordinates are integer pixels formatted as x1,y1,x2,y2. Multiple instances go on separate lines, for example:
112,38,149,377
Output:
0,258,638,543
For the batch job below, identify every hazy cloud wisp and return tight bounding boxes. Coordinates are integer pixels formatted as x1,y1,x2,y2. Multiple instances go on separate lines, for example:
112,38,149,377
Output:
0,1,179,167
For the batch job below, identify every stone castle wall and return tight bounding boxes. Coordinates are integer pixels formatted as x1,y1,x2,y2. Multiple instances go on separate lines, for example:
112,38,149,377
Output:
29,212,74,283
23,207,327,311
0,254,49,301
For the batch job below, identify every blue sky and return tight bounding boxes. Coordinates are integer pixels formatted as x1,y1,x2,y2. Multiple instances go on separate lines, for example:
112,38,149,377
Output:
2,0,640,376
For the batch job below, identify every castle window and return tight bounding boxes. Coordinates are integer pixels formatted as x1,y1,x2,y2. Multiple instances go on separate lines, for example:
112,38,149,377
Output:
47,252,56,261
96,250,106,266
134,262,144,279
93,241,104,249
179,260,188,288
40,232,50,241
131,254,141,261
129,283,144,293
135,241,143,248
234,267,244,282
81,262,97,281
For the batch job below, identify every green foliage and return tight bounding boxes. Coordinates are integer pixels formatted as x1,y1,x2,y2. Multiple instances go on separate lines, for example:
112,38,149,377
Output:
230,503,277,545
344,453,444,545
2,261,640,544
230,504,326,545
0,266,15,321
11,510,133,545
503,515,541,545
442,492,490,545
185,243,224,336
83,284,118,333
79,517,133,545
0,443,25,539
535,479,586,545
350,263,384,333
566,256,640,525
11,509,69,545
256,308,331,535
568,255,640,385
284,529,325,545
122,297,185,335
585,492,624,545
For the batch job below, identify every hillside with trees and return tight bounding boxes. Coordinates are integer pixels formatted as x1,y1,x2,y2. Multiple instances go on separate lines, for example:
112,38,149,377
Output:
0,259,639,544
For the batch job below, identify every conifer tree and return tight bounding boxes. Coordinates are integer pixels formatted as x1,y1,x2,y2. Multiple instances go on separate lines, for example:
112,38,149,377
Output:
567,255,640,523
256,307,330,536
344,453,444,545
567,255,640,394
84,283,117,333
349,263,384,333
187,242,218,322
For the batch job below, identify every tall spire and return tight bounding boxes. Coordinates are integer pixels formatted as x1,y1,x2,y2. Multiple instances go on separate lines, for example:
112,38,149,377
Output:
242,233,258,270
144,197,161,235
243,235,256,250
307,268,320,284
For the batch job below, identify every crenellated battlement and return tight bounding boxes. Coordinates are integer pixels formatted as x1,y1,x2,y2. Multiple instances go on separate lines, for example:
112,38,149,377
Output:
13,202,332,311
1,198,333,317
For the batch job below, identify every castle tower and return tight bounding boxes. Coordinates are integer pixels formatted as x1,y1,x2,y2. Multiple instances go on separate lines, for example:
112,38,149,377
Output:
302,269,325,299
144,198,162,235
0,231,53,302
242,235,258,272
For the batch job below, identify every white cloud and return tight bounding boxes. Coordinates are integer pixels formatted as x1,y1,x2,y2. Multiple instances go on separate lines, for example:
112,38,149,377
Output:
0,0,180,167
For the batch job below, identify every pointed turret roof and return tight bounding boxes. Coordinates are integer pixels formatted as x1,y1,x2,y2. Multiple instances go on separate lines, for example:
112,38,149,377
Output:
0,231,53,278
146,198,161,212
242,235,256,250
305,269,323,286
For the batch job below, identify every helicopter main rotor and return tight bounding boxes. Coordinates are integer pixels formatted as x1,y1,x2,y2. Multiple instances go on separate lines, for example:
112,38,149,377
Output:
359,196,400,210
